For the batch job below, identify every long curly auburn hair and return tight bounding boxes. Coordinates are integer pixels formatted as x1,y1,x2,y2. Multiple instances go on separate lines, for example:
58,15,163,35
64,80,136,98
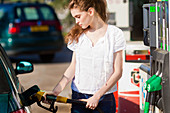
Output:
65,0,107,44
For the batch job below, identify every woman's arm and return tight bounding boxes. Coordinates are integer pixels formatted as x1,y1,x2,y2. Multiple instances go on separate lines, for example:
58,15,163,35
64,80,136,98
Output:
85,50,123,109
52,52,76,96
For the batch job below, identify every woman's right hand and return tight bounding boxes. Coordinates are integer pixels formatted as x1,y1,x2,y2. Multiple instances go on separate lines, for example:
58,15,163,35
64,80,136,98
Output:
42,91,57,104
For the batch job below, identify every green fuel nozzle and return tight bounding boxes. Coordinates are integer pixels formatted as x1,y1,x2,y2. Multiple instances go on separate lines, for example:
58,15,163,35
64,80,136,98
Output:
144,72,162,92
147,76,162,92
144,72,162,113
144,74,157,90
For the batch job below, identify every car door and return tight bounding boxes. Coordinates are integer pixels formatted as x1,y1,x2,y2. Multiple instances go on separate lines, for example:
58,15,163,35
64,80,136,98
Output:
0,44,31,113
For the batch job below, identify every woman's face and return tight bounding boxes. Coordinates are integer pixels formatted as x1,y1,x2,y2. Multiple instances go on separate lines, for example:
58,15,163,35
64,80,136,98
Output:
71,8,93,29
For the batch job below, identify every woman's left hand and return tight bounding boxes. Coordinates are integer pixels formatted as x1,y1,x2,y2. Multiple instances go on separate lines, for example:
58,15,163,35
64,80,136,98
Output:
81,95,100,110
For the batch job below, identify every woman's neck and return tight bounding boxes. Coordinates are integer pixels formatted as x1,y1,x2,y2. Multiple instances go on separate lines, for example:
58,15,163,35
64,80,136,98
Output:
88,16,107,32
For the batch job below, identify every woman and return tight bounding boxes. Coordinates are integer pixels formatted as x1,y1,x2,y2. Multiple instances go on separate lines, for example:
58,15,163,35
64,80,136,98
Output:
45,0,126,112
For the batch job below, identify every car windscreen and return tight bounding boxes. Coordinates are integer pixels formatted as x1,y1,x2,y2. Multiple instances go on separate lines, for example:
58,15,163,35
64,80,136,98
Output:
15,5,57,21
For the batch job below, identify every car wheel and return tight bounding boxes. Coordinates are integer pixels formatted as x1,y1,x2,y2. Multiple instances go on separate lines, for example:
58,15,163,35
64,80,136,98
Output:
39,54,55,63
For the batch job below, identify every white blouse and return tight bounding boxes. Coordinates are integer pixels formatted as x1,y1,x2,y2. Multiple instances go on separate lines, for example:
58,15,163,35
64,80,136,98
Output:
67,25,126,95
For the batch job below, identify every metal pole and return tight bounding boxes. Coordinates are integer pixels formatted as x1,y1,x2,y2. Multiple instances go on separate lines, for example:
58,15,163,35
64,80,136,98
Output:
168,0,170,101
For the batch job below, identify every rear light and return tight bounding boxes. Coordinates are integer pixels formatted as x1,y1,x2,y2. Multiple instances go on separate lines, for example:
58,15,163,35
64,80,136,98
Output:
55,21,62,31
8,23,20,34
9,27,20,34
57,25,62,31
11,108,27,113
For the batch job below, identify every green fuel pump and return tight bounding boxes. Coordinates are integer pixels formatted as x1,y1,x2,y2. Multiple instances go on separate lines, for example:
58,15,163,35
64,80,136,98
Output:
143,0,170,112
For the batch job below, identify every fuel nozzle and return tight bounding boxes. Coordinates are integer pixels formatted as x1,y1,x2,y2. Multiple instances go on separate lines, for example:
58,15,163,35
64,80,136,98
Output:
144,71,159,90
19,85,41,106
20,85,104,113
144,74,157,90
147,73,162,92
19,85,58,113
144,72,162,92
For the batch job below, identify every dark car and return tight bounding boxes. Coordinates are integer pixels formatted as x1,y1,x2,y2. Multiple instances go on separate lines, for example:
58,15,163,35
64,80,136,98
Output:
0,43,33,113
0,2,64,62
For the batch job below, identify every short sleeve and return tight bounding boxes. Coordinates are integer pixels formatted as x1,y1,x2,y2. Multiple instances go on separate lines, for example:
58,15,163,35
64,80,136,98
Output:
113,29,126,53
67,34,84,51
67,40,77,51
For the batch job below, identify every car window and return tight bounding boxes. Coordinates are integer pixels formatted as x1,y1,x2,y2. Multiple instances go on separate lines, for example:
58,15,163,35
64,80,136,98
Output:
23,7,39,20
15,5,56,21
0,45,18,84
0,57,10,113
0,59,10,93
39,6,55,20
0,51,18,89
0,57,22,112
16,7,22,19
0,9,4,19
0,45,20,113
0,8,8,21
0,5,14,22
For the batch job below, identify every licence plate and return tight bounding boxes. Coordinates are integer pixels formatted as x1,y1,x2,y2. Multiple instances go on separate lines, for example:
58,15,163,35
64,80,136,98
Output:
30,25,49,32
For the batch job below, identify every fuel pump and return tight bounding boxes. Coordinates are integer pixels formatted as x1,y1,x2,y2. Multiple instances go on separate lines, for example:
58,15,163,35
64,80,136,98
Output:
141,0,170,113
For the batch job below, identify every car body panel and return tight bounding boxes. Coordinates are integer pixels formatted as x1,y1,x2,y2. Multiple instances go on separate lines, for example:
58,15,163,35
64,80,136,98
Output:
0,94,9,113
